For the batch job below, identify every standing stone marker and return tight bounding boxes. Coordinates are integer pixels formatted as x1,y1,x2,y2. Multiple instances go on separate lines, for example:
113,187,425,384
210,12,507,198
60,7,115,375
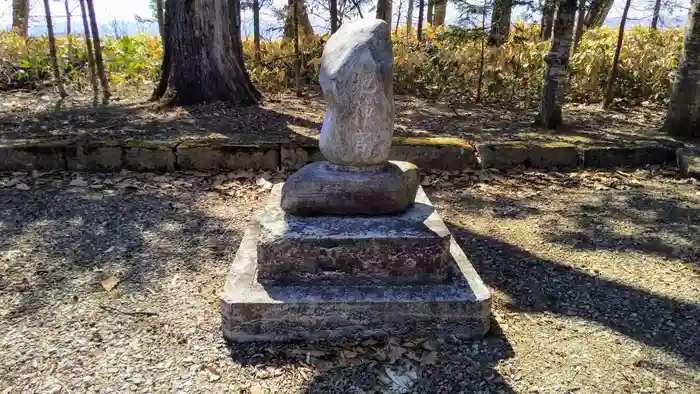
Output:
317,18,394,166
221,19,491,343
281,19,417,216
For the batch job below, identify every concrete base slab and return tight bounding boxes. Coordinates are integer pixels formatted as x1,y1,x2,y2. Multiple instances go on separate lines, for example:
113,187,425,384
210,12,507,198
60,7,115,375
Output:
221,185,492,343
677,148,700,179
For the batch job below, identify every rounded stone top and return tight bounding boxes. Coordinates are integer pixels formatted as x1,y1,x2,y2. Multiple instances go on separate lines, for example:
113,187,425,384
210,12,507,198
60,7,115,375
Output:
320,19,393,82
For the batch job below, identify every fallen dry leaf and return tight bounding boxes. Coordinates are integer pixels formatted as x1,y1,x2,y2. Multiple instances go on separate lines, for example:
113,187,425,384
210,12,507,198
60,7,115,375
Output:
100,275,120,291
311,358,334,372
6,178,22,187
69,176,88,187
256,177,273,191
382,366,418,393
420,350,438,365
342,350,357,359
404,350,420,362
250,384,265,394
388,343,407,362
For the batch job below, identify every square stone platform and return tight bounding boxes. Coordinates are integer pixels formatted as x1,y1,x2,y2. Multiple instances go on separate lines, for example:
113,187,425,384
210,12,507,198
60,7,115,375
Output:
220,185,492,343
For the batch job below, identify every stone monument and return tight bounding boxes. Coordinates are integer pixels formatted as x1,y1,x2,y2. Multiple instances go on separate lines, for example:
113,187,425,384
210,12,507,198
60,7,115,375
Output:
220,19,491,342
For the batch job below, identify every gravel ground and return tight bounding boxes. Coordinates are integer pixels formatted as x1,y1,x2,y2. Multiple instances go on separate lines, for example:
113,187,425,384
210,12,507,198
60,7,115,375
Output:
1,167,698,393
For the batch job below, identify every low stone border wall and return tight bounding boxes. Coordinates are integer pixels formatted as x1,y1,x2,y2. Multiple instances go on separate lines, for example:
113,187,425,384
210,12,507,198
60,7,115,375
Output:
0,136,682,173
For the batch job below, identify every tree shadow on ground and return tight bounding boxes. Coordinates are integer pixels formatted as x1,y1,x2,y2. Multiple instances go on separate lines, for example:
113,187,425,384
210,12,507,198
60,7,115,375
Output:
542,192,700,267
0,173,243,320
1,89,680,148
226,318,516,394
446,218,700,367
0,97,323,145
393,97,677,147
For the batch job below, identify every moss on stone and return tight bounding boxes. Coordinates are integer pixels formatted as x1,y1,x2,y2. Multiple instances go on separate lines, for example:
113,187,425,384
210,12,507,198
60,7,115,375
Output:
484,141,529,150
176,141,214,149
93,140,120,147
536,142,578,149
12,143,65,154
123,140,175,150
392,136,473,149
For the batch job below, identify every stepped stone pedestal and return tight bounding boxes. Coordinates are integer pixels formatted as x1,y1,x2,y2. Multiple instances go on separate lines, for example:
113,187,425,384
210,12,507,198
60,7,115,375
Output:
220,19,491,343
220,183,491,342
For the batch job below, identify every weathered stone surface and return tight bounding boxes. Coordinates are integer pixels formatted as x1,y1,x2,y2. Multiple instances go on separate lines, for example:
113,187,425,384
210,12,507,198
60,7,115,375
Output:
391,138,479,170
281,161,419,216
319,19,394,166
175,145,220,171
677,147,700,178
177,143,279,171
123,141,176,172
0,141,67,171
65,141,123,172
476,142,579,169
280,146,323,169
221,186,492,343
259,185,451,285
583,145,676,168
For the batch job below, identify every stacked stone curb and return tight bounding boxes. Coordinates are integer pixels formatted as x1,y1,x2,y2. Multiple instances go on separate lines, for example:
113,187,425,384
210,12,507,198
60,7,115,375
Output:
0,136,684,173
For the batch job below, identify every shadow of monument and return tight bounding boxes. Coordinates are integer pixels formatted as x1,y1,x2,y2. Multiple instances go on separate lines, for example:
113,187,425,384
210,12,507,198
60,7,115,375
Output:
446,222,700,367
225,319,516,393
223,189,516,392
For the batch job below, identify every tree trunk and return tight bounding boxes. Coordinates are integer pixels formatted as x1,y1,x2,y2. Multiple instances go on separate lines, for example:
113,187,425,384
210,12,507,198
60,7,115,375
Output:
406,0,414,37
232,0,243,63
541,0,556,41
434,0,446,26
476,4,487,103
293,0,302,97
12,0,29,37
395,0,403,34
584,0,614,29
602,0,631,109
284,0,314,38
156,0,165,37
488,0,512,46
571,0,586,54
651,0,662,29
663,0,700,138
79,0,99,105
330,0,338,33
536,0,577,129
153,0,260,105
85,0,110,104
376,0,393,29
427,0,434,25
254,0,261,60
64,0,72,35
417,0,425,41
43,0,68,98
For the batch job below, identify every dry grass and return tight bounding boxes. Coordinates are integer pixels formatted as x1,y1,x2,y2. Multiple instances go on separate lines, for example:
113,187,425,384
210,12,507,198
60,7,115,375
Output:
1,166,698,393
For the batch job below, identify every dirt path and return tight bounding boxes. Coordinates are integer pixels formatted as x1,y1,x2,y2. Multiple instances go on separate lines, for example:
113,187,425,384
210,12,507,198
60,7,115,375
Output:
1,167,698,393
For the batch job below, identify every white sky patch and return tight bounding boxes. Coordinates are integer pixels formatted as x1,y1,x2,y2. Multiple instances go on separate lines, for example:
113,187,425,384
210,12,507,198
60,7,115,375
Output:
0,0,692,36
